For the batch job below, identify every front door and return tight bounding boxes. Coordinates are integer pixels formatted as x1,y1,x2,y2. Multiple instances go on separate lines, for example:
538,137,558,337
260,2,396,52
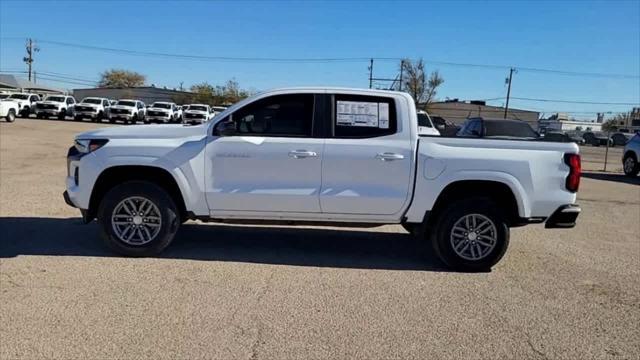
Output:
204,93,323,214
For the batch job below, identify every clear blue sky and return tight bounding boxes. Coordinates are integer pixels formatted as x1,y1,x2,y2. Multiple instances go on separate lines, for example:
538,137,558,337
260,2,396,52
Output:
1,0,638,119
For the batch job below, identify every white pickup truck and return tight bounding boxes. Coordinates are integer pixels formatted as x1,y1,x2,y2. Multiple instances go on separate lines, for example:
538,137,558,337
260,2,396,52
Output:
182,103,214,124
35,95,76,120
145,102,180,124
74,97,112,122
63,88,581,271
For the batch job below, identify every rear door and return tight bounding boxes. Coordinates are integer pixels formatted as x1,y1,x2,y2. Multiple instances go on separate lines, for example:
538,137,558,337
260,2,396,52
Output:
205,93,325,213
319,93,414,215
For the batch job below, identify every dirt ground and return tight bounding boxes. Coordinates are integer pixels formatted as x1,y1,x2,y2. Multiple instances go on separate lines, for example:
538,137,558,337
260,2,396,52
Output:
1,118,639,359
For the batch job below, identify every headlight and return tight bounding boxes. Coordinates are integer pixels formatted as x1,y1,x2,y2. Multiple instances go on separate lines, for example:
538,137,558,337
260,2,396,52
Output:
74,139,109,153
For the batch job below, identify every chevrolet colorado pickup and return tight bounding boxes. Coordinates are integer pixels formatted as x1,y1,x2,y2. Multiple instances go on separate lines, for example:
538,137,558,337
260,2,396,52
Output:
182,104,214,124
108,99,146,124
64,87,581,271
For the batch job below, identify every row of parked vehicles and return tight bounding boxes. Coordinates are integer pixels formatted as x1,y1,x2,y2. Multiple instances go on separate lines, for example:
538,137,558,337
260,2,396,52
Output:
0,92,226,124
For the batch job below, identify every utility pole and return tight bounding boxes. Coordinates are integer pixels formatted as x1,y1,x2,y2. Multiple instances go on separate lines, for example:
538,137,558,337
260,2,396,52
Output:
23,38,39,82
398,59,404,91
503,67,515,119
368,58,374,89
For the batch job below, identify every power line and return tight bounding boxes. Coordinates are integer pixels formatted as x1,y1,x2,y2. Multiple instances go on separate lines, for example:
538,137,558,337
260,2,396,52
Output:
3,37,639,79
484,96,639,106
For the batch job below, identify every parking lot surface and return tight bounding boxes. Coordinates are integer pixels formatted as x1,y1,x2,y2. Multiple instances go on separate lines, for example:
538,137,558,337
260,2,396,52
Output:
1,119,639,359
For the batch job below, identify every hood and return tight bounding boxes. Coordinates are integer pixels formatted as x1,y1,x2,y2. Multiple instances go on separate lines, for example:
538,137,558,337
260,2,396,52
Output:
111,105,135,110
184,109,208,115
76,124,207,140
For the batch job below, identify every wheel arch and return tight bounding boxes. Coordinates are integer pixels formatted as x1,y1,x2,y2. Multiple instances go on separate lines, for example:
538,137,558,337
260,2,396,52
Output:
88,165,188,222
428,180,524,227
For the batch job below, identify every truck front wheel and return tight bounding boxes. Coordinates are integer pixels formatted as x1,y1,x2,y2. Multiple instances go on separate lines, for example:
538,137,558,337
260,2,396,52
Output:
430,197,509,272
97,181,180,256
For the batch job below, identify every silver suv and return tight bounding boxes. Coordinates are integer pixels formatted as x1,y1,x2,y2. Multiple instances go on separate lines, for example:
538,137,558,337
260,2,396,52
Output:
622,133,640,177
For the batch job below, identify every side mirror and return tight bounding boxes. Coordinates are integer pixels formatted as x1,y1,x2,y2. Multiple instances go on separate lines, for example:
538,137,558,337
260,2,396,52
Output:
215,120,236,136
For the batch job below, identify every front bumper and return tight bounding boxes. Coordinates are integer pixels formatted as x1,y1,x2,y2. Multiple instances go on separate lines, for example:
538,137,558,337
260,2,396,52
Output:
76,111,98,118
109,113,133,120
545,204,581,228
37,108,61,115
147,115,171,122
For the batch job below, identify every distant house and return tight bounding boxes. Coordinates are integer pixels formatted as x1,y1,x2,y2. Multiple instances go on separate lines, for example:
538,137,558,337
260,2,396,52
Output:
72,86,194,105
0,74,63,94
539,113,602,132
424,99,540,129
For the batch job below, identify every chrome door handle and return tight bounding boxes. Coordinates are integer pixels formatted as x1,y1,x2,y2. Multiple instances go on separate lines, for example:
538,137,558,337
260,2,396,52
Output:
289,150,318,159
375,152,405,161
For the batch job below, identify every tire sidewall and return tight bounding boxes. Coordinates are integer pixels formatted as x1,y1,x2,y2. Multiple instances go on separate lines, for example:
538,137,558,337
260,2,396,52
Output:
6,110,15,122
431,197,510,271
624,154,639,176
97,181,180,256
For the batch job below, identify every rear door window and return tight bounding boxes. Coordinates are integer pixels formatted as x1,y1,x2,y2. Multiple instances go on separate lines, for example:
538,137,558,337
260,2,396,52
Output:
332,94,397,138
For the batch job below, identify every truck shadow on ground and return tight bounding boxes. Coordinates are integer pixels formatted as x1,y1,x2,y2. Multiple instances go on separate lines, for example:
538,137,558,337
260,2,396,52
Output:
0,217,450,272
582,171,640,185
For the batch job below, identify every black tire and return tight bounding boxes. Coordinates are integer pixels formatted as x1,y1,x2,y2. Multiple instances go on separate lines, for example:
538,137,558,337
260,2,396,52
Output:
5,109,16,122
20,107,30,118
74,115,82,121
58,109,66,120
97,181,180,256
623,153,639,177
429,197,510,272
109,117,115,124
97,111,104,122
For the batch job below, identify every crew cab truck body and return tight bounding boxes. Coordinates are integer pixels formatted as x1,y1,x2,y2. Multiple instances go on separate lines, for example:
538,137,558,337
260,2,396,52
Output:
6,93,40,118
0,99,18,122
146,102,180,124
64,87,581,271
108,99,146,124
35,95,76,120
74,97,112,122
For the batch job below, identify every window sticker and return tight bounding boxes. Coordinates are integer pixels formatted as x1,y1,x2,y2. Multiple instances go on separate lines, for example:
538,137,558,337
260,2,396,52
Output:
337,101,379,127
378,103,389,129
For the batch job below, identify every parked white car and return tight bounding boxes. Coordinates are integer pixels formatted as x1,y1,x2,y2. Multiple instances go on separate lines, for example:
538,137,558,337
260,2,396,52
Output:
6,93,40,117
182,104,214,124
74,97,112,122
622,133,640,177
145,102,180,124
108,99,146,124
35,95,76,120
64,87,582,271
0,98,18,122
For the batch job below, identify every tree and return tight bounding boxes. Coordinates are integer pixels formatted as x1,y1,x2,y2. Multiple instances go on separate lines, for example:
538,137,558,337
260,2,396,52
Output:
98,69,146,88
399,58,444,108
186,79,251,106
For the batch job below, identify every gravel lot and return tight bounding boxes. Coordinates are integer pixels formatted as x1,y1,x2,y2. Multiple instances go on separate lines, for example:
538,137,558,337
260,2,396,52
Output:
1,118,639,359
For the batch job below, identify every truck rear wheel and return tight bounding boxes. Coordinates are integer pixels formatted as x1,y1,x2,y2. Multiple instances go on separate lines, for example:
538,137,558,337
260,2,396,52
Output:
5,109,16,122
97,181,180,256
429,197,509,272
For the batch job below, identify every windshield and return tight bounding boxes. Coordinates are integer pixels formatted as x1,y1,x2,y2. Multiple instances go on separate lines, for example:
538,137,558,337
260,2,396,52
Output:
484,120,538,138
189,105,208,111
152,103,171,109
117,101,136,107
45,96,65,102
82,98,102,104
8,94,29,100
417,113,433,128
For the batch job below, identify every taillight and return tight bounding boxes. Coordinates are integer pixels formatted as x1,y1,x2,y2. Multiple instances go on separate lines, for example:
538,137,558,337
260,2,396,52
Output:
564,153,581,192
